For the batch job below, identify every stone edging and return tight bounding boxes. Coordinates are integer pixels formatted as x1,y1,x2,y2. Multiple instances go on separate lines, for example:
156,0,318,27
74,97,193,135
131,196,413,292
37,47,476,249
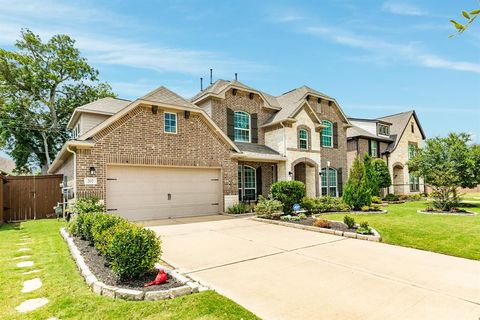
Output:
251,217,382,242
220,212,256,217
315,209,388,215
416,209,476,216
60,228,208,301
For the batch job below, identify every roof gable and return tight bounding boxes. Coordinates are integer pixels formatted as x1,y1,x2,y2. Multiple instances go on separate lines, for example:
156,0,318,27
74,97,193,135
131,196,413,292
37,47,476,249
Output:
377,110,426,152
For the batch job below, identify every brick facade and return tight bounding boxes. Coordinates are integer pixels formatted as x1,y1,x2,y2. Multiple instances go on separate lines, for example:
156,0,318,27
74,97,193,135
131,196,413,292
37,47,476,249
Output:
209,89,276,144
64,105,238,206
309,97,348,194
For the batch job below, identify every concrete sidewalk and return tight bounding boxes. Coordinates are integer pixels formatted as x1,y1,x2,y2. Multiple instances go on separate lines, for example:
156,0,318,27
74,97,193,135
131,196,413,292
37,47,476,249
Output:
149,217,480,320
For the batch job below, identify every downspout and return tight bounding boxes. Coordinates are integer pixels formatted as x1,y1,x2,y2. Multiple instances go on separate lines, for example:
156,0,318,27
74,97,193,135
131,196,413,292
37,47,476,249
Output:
66,145,77,201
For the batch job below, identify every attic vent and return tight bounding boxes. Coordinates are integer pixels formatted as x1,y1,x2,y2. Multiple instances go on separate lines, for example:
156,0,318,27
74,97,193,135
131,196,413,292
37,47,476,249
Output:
249,92,254,100
232,89,237,96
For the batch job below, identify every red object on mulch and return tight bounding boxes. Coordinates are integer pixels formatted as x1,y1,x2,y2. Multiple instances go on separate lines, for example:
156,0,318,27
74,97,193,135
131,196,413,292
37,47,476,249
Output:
145,270,168,287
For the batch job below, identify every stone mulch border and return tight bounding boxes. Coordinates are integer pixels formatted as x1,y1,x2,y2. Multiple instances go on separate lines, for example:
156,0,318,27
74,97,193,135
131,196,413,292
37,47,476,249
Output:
60,228,208,301
416,209,476,216
251,217,382,242
315,209,388,215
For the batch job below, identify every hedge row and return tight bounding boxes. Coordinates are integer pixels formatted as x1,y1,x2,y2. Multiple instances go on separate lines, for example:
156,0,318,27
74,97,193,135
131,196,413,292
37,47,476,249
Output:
68,212,161,280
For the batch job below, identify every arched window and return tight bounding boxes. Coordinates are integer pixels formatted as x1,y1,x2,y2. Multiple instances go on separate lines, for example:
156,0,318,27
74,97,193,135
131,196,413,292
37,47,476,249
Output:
234,111,250,142
237,165,256,201
321,167,338,197
321,121,333,147
299,129,308,149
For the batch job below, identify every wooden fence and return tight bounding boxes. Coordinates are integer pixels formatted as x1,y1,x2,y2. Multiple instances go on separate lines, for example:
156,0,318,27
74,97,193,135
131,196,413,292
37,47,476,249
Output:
1,174,63,222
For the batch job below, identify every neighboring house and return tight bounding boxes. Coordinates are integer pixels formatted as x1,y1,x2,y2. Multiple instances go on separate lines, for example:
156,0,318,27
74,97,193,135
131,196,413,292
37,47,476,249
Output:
49,80,351,221
0,156,15,174
347,110,426,195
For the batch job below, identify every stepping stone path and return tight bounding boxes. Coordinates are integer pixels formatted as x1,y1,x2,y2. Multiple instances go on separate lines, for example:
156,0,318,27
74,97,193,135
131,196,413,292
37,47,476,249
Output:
17,261,34,268
14,255,32,260
21,278,42,293
15,298,49,313
14,235,52,317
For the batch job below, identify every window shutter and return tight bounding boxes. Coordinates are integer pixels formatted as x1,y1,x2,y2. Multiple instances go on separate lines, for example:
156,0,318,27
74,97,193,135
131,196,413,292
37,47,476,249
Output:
377,142,381,158
368,139,372,156
256,166,262,199
337,168,343,197
333,122,338,148
227,108,234,140
251,113,258,143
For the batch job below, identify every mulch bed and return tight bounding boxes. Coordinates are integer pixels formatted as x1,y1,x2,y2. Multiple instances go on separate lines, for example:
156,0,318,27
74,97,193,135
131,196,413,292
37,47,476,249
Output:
271,217,358,233
72,237,183,292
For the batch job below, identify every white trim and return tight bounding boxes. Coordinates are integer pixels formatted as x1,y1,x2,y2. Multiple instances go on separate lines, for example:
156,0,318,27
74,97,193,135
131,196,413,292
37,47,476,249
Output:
164,112,177,134
233,111,251,143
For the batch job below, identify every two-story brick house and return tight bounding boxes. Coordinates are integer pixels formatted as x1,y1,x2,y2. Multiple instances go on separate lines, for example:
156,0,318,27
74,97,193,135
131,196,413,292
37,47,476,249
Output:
346,111,426,195
49,80,351,221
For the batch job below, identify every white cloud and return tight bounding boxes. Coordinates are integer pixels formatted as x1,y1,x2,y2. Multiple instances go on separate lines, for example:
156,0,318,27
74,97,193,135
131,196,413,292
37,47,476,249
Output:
382,1,425,16
0,2,267,77
305,26,480,74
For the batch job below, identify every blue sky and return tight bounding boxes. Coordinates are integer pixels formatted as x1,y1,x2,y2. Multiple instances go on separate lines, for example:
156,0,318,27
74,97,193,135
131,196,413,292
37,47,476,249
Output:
0,0,479,161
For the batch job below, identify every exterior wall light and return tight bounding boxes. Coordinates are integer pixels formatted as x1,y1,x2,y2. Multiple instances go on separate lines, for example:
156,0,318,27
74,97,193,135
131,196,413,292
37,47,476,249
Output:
89,166,96,176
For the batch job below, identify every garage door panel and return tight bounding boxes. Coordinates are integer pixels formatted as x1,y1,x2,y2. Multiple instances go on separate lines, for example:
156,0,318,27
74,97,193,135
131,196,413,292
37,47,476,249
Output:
106,165,221,221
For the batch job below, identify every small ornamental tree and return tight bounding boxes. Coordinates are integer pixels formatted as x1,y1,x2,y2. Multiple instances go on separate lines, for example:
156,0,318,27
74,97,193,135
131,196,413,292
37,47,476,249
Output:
363,154,379,196
343,157,372,210
270,180,306,214
372,158,392,191
407,133,480,211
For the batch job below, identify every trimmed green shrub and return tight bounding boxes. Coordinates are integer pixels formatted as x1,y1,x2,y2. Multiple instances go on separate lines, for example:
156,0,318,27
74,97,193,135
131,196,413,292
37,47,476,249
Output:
301,196,350,214
343,215,356,229
372,158,392,190
361,205,370,212
297,213,307,219
106,224,161,280
71,196,105,215
343,157,372,210
384,193,400,201
227,202,250,214
363,154,379,197
270,181,306,214
255,196,283,218
371,196,382,204
91,214,128,255
356,221,372,234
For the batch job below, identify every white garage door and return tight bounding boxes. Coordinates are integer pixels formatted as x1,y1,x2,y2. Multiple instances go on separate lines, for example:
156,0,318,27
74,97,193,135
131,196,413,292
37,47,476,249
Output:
106,165,222,221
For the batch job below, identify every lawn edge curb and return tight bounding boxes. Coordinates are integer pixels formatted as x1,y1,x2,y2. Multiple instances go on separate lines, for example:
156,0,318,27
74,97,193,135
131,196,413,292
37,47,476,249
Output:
416,209,476,216
59,228,207,301
251,217,382,242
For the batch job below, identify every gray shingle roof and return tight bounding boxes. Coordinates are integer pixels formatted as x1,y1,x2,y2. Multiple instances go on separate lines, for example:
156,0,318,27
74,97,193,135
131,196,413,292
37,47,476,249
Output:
377,110,425,151
235,142,280,155
76,97,131,114
141,86,200,109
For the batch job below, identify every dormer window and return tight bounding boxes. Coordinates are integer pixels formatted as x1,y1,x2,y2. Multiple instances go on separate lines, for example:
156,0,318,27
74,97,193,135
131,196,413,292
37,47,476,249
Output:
234,111,250,142
378,124,390,136
72,123,80,139
299,129,308,149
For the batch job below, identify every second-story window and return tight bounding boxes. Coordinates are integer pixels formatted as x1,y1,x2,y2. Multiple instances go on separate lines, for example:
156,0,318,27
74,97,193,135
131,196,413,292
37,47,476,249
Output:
408,143,417,159
321,120,333,147
164,112,177,133
378,124,390,136
299,129,308,149
234,111,250,142
370,140,378,157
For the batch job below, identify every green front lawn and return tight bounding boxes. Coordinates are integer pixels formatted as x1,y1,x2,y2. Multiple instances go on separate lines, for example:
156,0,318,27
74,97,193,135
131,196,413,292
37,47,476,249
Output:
0,220,258,320
326,200,480,260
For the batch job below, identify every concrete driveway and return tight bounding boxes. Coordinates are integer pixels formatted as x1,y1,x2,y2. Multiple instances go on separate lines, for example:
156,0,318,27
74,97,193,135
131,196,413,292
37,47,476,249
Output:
148,216,480,320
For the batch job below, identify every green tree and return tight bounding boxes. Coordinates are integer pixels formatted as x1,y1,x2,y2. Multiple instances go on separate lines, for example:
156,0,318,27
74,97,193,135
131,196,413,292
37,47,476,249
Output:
343,157,372,210
0,29,114,173
372,158,392,191
363,153,379,196
450,7,480,35
407,133,480,211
